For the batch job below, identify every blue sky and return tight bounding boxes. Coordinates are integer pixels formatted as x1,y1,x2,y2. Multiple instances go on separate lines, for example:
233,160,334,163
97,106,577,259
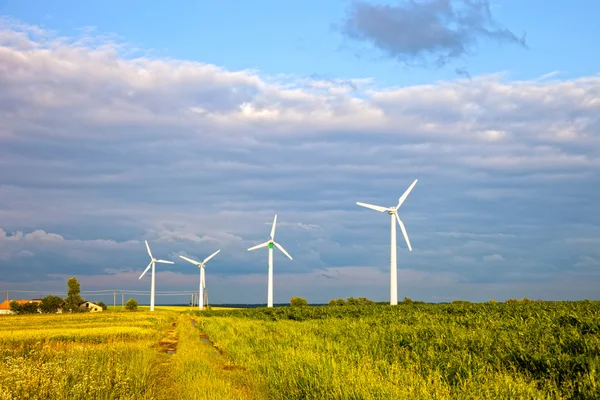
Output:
0,1,599,305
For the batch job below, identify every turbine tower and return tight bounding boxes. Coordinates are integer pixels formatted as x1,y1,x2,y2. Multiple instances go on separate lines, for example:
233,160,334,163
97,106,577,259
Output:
179,249,220,311
357,179,418,305
248,215,293,308
138,240,174,311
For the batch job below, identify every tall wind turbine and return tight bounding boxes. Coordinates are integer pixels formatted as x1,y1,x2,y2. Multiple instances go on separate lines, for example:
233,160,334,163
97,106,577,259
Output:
179,249,220,311
138,240,174,312
357,179,418,306
248,215,292,308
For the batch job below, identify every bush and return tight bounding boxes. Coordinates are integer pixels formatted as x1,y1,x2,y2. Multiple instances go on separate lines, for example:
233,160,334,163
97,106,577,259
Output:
125,298,138,312
402,297,413,304
357,297,375,305
328,299,336,306
9,301,22,313
290,297,308,307
40,295,63,313
97,301,108,310
489,299,497,304
335,298,346,306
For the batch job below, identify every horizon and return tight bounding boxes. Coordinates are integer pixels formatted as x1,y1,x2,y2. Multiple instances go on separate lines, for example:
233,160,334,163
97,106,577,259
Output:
0,1,599,304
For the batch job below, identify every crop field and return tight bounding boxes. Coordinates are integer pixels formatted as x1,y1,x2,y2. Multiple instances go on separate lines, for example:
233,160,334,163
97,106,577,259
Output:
1,301,599,399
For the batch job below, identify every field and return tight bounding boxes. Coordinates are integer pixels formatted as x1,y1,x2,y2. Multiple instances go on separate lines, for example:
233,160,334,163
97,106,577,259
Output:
1,301,599,399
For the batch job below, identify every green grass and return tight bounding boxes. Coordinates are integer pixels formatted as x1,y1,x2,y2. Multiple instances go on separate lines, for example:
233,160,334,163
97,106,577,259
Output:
191,301,600,399
1,301,598,399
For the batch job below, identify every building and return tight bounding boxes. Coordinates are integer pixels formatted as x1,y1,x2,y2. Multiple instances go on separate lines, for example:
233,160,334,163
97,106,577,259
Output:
0,299,39,314
79,301,103,312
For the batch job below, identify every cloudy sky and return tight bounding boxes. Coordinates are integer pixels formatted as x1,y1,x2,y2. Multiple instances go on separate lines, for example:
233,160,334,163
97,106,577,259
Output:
1,1,599,305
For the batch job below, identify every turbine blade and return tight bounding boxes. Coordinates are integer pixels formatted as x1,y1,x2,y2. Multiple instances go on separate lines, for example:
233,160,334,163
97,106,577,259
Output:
395,213,412,251
179,255,201,265
156,259,174,264
248,241,270,251
145,240,153,258
396,179,418,209
356,202,387,212
273,241,293,260
270,214,277,239
138,261,152,280
202,249,221,264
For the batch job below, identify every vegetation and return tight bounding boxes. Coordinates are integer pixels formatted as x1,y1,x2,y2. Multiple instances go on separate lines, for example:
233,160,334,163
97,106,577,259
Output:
1,300,599,399
290,296,308,307
125,298,139,311
194,301,600,399
328,296,375,306
97,301,108,310
40,295,63,313
63,276,85,312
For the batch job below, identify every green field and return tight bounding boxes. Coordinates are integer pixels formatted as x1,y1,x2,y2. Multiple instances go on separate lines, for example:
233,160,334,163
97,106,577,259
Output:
1,301,599,399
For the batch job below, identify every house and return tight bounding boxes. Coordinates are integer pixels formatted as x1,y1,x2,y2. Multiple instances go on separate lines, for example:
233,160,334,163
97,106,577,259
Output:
79,301,103,312
0,299,38,314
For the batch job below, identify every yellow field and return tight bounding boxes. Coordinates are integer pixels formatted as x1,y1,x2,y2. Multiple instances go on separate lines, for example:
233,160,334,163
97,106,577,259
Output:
1,302,598,399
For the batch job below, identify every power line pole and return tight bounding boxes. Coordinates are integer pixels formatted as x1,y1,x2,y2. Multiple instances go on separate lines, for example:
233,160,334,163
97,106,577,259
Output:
121,293,124,311
5,290,7,303
113,290,116,312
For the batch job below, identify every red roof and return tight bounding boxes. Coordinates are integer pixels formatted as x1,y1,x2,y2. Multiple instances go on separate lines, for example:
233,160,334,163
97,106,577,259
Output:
0,300,34,310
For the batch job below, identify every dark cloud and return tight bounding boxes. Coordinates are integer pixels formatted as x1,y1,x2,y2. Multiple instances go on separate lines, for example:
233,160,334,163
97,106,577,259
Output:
340,0,526,66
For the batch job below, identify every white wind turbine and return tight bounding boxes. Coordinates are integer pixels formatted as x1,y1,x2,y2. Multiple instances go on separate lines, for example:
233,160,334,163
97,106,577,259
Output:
138,240,174,312
357,179,418,306
179,249,220,311
248,215,292,308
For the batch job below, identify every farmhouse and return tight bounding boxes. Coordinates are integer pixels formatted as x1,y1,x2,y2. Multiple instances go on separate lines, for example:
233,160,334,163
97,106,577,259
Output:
0,299,39,314
80,301,103,312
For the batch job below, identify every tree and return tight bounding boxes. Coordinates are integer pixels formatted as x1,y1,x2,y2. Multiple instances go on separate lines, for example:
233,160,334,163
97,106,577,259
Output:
125,298,138,311
402,297,413,304
63,277,85,313
9,301,22,313
21,302,39,314
290,296,308,307
328,299,336,306
40,295,63,313
335,298,346,306
97,302,108,311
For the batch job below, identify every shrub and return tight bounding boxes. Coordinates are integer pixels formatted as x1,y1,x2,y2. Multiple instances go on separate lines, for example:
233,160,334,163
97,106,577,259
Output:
40,295,63,313
125,298,138,312
402,297,413,304
335,298,346,306
489,299,497,304
97,301,108,310
9,301,22,313
290,297,308,307
328,299,336,306
357,297,375,305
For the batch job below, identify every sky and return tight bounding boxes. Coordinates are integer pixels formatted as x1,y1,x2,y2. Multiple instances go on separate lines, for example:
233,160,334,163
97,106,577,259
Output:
0,0,599,305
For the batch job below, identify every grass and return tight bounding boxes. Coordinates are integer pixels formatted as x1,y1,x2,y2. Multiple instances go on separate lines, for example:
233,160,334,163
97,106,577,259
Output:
1,301,598,399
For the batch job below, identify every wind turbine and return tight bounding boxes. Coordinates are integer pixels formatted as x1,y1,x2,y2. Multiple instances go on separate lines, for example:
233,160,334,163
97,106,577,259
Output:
179,249,220,311
247,215,292,308
138,240,174,312
357,179,418,306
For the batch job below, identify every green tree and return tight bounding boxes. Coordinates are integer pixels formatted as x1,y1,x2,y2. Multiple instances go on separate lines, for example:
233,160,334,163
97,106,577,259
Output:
328,299,336,306
21,302,39,314
40,295,63,313
125,298,138,312
97,301,108,310
402,297,413,304
9,301,22,313
335,298,346,306
290,296,308,307
63,276,85,313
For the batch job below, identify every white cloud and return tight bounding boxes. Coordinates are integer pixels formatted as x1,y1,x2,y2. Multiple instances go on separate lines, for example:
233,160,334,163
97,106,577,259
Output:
0,20,599,301
483,254,505,262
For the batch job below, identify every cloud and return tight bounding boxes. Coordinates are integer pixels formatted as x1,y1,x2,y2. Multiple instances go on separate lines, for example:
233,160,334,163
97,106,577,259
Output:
483,253,504,262
339,0,526,67
0,20,599,302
